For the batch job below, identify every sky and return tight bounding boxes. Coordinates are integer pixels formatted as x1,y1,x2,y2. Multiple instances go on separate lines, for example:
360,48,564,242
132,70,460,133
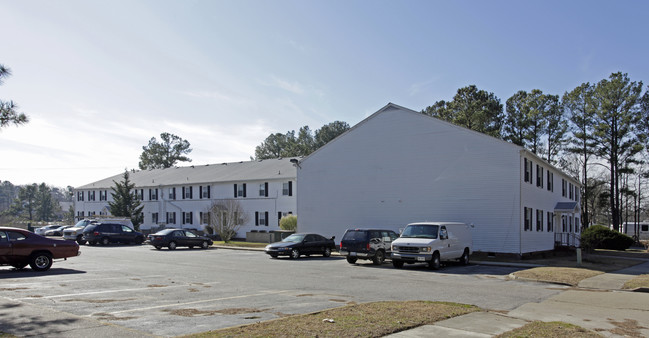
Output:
1,0,648,188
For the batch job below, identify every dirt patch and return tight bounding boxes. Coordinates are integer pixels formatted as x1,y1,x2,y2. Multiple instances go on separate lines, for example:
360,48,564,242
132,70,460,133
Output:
164,307,266,317
296,294,314,297
92,312,138,321
188,288,199,292
329,299,347,303
608,319,647,337
62,298,135,304
147,284,167,288
0,288,28,291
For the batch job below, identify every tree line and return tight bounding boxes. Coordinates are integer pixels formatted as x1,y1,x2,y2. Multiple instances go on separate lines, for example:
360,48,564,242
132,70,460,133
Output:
0,181,74,225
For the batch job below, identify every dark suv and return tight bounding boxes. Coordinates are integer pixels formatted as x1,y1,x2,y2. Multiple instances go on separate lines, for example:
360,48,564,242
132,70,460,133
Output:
83,223,144,246
339,228,399,265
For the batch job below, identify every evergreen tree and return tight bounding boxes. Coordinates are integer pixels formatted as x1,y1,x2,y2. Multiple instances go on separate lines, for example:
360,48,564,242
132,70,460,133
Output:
108,171,144,230
35,183,58,222
139,132,192,170
0,64,28,129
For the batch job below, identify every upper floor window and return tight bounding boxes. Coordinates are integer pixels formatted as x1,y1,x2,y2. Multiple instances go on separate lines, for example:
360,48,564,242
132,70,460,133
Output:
77,191,84,201
536,165,543,188
569,183,574,200
259,182,268,197
169,187,176,200
88,191,96,201
562,179,567,197
149,188,158,201
183,186,193,199
547,172,553,192
282,181,293,196
234,183,247,198
200,186,210,199
99,190,108,201
524,158,531,183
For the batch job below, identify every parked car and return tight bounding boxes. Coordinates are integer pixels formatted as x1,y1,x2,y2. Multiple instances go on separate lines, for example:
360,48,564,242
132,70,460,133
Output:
265,233,336,259
339,228,399,265
0,227,80,271
64,218,132,245
147,229,213,250
34,225,60,236
391,222,473,269
44,225,71,237
82,223,144,246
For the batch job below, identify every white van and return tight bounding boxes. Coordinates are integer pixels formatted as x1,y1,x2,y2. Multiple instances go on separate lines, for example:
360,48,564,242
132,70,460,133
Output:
391,222,472,269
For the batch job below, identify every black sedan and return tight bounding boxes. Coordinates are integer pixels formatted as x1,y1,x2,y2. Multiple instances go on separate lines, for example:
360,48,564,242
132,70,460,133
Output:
265,233,336,259
147,229,213,250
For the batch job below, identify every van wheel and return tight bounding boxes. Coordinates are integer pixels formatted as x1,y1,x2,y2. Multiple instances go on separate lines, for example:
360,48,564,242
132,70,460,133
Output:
429,252,441,270
372,250,385,265
460,248,470,265
346,257,357,264
392,260,404,268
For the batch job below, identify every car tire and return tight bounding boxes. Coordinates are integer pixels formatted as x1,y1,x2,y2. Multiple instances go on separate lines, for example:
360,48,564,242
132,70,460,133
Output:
201,241,209,249
372,250,385,265
270,254,278,258
88,240,96,246
290,249,300,259
323,247,332,257
346,257,357,264
101,237,110,246
392,260,404,268
154,246,162,250
29,252,53,271
76,236,86,245
460,248,470,265
429,252,441,270
168,241,177,250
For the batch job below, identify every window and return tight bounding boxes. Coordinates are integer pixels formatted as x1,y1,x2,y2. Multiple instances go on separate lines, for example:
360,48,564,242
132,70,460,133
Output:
182,212,193,225
524,158,530,183
569,216,573,232
169,187,176,200
183,186,193,199
283,181,293,196
8,231,26,241
562,179,567,197
166,212,176,224
100,190,108,201
77,211,84,218
200,212,210,224
88,191,96,201
575,218,580,232
547,212,554,232
152,213,159,224
536,209,543,231
149,189,158,201
524,207,532,231
547,172,553,192
255,211,268,226
642,225,648,232
200,186,210,199
569,183,574,200
259,182,268,197
234,184,247,198
575,189,580,203
562,215,567,232
536,165,543,188
77,191,84,201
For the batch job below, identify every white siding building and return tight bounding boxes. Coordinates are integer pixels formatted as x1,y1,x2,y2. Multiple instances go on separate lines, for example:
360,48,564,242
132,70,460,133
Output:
74,158,297,236
296,103,581,255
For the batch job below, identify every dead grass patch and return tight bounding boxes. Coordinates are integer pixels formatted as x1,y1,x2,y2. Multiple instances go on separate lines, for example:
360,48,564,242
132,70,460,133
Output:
182,301,478,338
92,312,137,321
496,321,601,337
622,274,649,289
608,319,647,337
512,267,604,286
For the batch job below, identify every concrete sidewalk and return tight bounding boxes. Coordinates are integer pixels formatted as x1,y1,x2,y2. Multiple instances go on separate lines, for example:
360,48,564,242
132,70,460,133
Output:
388,261,649,337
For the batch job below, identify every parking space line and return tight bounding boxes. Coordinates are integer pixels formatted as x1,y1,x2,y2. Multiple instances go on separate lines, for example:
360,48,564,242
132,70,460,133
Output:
1,275,165,287
107,290,292,315
17,281,221,300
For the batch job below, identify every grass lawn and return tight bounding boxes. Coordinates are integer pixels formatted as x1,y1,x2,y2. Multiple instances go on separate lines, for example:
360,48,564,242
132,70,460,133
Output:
495,321,601,337
182,301,478,338
623,274,649,290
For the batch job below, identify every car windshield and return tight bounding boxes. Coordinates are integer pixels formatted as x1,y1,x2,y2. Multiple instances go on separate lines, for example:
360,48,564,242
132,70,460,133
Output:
282,234,305,243
74,220,91,227
401,224,439,239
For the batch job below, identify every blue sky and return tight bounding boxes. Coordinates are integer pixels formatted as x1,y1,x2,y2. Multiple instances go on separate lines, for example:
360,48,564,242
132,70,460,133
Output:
1,0,647,188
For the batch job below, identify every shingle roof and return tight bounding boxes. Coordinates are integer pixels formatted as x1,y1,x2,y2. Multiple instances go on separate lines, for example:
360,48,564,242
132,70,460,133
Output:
554,202,579,212
75,158,299,189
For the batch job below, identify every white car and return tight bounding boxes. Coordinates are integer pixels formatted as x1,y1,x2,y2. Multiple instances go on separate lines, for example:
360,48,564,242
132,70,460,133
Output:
34,225,61,236
44,225,71,237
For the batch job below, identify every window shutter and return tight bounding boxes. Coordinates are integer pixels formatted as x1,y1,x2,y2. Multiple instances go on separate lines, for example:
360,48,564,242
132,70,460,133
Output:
182,187,186,200
172,187,176,199
278,212,282,226
207,186,211,198
190,186,193,199
265,212,269,226
234,184,237,198
182,212,186,224
148,189,152,200
243,184,247,197
199,186,203,199
190,212,193,225
200,212,203,224
255,212,259,226
288,181,293,196
265,182,269,197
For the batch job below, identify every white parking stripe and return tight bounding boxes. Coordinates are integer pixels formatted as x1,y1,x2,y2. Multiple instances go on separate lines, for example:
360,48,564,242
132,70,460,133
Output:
107,289,292,315
1,275,165,287
17,281,221,300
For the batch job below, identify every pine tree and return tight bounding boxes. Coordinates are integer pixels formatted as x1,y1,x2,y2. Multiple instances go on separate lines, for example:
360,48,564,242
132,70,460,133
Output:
108,171,144,230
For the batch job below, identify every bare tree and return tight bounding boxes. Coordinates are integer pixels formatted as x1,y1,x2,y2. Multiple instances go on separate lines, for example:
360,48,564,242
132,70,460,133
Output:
206,200,248,242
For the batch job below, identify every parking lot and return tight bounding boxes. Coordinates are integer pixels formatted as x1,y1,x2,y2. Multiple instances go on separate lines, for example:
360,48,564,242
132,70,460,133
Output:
0,244,565,337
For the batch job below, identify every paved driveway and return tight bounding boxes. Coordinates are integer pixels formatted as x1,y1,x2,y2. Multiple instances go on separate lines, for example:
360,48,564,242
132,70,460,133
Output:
0,245,565,337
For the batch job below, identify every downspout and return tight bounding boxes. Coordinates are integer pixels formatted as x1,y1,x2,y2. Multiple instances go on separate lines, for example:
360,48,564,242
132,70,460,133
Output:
519,150,523,257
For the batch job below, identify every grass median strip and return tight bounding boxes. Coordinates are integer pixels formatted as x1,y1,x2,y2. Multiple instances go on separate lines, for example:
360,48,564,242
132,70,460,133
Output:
512,267,604,286
495,321,601,337
623,274,649,289
183,301,479,338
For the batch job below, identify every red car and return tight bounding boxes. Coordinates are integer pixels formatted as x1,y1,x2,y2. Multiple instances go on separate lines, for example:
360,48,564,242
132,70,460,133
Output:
0,227,80,271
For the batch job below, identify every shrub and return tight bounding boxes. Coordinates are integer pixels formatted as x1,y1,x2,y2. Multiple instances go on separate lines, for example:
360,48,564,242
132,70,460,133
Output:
581,225,634,251
204,225,214,235
279,215,297,231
